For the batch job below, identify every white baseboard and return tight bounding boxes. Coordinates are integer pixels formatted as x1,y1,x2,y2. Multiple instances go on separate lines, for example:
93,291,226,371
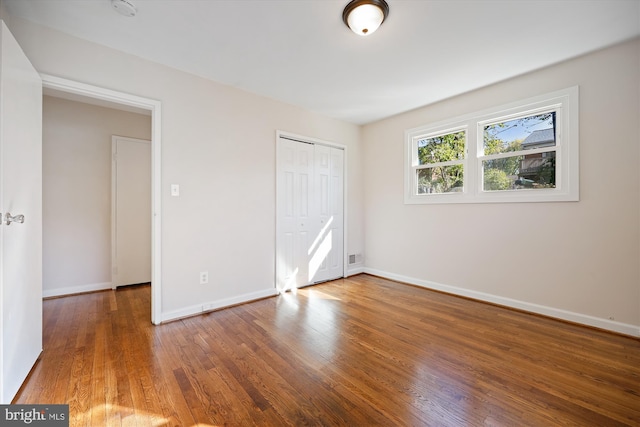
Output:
346,265,365,276
161,287,278,323
43,281,112,298
363,268,640,337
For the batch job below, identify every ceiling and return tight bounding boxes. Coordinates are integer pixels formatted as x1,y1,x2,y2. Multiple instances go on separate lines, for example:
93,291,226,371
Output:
4,0,640,125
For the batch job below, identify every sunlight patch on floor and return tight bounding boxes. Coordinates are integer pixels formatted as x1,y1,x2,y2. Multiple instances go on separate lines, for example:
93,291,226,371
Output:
298,288,341,301
77,404,168,426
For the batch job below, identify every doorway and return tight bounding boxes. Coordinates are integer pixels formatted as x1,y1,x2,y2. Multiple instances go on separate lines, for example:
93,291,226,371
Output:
275,132,346,291
41,75,163,325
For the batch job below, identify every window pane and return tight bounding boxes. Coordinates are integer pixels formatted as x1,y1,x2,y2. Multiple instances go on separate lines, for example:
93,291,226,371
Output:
483,112,555,154
417,166,463,194
417,131,465,165
483,151,556,191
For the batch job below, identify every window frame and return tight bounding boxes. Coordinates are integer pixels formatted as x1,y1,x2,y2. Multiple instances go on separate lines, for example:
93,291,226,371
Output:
404,87,579,204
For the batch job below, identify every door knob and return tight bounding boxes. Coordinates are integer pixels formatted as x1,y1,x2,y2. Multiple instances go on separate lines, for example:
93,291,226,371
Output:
4,212,25,225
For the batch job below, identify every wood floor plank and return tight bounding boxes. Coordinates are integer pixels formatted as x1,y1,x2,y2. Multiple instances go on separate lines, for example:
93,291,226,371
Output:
14,275,640,426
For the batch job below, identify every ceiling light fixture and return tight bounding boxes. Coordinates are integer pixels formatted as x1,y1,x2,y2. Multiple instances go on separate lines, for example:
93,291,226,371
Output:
342,0,389,36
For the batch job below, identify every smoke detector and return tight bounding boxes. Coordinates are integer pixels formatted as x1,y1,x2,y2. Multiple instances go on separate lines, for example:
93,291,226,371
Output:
111,0,137,17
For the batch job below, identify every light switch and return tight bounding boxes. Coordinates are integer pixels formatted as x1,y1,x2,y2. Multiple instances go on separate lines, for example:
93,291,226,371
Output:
171,184,180,197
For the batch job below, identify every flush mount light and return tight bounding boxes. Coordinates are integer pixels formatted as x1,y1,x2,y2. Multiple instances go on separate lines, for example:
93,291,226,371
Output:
342,0,389,36
111,0,137,17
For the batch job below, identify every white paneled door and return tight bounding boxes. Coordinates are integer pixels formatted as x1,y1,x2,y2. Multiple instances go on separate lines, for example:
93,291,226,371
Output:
312,144,344,283
276,136,344,290
112,136,151,288
0,21,43,403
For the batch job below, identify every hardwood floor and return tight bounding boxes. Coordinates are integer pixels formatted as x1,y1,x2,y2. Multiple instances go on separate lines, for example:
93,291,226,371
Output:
15,274,640,426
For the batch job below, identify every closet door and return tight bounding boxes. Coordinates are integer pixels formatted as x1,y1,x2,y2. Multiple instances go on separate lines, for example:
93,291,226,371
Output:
112,136,151,287
276,136,344,290
276,138,315,290
311,145,344,283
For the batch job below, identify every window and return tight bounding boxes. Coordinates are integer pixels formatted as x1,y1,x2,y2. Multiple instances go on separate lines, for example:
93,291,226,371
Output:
415,129,466,194
481,112,556,192
405,87,579,204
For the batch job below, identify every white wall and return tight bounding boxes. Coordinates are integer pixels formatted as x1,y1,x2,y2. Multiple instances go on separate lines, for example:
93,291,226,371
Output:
42,95,151,297
362,38,640,336
7,17,363,319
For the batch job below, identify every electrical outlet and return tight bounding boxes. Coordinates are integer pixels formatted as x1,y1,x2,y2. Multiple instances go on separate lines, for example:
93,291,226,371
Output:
199,271,209,285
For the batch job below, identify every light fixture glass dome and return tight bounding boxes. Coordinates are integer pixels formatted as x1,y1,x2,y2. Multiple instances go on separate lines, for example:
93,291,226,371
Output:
347,4,384,35
343,0,389,36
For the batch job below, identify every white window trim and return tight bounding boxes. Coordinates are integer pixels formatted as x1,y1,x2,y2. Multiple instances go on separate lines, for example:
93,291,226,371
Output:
404,86,579,204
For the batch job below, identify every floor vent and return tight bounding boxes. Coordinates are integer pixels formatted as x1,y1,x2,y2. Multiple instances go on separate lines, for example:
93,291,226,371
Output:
348,253,362,264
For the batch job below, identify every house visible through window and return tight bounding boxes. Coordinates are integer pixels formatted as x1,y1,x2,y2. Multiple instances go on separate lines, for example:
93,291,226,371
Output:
405,87,579,204
481,112,556,192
